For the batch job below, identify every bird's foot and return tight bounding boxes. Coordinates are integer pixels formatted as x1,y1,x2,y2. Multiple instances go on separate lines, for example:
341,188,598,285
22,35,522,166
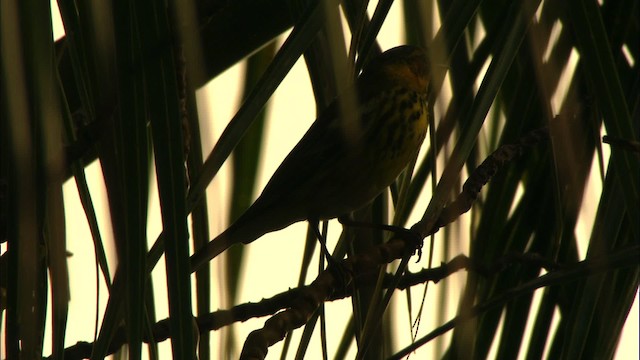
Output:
338,216,425,260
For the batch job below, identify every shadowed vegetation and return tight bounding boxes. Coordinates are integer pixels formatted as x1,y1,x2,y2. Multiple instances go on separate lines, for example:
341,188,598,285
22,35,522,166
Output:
1,0,638,359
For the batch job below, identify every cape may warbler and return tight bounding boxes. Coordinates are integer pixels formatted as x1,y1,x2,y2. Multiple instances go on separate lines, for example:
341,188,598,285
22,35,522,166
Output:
191,45,430,270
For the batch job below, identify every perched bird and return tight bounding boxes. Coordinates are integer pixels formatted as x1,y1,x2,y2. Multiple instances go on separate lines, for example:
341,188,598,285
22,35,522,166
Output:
190,45,430,271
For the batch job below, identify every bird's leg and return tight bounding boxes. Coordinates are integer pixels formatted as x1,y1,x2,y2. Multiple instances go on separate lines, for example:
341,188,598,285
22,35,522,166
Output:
337,215,424,259
309,219,352,288
309,218,334,262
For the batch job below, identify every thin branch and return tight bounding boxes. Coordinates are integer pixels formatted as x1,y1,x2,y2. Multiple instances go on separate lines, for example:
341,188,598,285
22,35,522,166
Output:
52,248,568,359
389,245,640,360
54,127,552,359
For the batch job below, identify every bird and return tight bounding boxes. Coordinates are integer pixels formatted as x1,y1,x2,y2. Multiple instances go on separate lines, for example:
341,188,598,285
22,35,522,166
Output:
190,45,431,271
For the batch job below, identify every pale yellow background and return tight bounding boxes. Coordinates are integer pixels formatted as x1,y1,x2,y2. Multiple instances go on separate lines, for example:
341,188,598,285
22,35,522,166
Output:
1,1,636,359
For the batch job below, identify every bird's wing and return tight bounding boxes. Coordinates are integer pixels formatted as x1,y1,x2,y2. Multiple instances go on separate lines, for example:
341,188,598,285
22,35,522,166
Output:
255,91,368,205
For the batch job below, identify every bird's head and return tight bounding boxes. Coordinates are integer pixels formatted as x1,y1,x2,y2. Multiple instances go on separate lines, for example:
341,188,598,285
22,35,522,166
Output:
360,45,431,94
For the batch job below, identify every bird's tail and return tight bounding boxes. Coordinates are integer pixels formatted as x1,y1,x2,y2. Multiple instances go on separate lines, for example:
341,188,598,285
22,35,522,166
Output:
189,203,299,272
189,216,271,272
189,228,236,272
